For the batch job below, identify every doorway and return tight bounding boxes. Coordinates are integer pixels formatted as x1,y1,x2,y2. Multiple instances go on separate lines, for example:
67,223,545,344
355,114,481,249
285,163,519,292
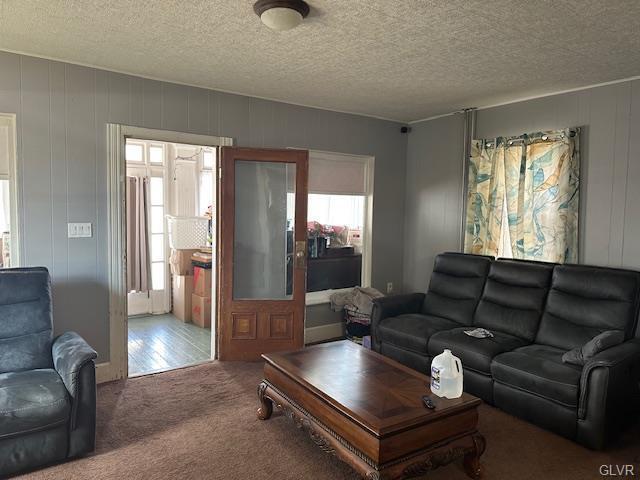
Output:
105,127,310,382
104,125,232,382
125,137,220,376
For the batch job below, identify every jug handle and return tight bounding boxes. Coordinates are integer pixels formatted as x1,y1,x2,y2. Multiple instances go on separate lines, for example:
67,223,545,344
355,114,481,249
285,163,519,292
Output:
454,358,461,373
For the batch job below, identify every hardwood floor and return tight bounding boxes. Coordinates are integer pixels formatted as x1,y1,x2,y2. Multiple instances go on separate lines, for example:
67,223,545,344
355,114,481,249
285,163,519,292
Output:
128,314,212,377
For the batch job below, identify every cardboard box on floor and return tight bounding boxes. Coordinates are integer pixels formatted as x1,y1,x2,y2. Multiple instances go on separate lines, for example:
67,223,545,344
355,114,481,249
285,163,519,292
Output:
170,249,199,276
191,251,212,266
192,293,211,328
193,266,212,296
172,274,193,322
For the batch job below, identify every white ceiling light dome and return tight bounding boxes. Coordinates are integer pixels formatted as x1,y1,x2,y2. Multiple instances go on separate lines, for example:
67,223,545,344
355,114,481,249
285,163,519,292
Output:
260,7,303,31
254,0,310,32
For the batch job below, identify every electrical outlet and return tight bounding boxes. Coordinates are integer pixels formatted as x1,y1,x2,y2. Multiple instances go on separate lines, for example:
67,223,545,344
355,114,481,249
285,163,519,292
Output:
386,282,394,294
67,223,92,238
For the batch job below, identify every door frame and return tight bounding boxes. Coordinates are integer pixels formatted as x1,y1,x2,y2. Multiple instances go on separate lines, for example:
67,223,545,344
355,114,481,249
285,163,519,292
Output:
0,113,21,267
102,124,232,383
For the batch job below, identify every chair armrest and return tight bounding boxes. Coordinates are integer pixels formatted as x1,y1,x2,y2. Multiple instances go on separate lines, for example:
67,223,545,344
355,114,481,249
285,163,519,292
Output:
371,293,425,350
52,332,97,428
372,293,426,321
578,338,640,419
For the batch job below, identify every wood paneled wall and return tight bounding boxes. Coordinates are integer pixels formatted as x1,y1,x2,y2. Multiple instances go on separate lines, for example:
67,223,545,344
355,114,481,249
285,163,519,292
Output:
403,114,464,293
404,80,640,292
0,51,407,361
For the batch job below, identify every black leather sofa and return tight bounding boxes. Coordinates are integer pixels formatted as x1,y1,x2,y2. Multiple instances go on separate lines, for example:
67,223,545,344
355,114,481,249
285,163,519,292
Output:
371,253,640,449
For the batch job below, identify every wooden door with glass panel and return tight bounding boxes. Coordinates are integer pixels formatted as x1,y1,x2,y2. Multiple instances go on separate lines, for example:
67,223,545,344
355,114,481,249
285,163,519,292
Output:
218,147,308,361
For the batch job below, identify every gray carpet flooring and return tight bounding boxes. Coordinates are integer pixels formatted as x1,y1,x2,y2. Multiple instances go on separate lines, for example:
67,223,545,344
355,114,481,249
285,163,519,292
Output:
16,360,640,480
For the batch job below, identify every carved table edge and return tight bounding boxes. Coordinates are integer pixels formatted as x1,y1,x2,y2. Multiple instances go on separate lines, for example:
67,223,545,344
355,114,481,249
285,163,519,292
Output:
257,380,378,470
256,379,486,480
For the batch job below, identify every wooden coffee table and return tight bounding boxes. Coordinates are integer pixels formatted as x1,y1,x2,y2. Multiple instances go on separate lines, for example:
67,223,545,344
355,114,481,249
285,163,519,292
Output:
257,340,485,479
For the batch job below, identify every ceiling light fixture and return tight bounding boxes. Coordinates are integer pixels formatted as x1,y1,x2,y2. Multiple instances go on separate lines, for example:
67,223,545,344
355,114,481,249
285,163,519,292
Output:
254,0,310,31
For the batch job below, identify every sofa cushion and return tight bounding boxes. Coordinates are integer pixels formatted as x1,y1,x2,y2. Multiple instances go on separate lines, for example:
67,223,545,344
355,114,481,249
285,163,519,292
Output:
491,344,583,407
380,342,431,373
0,268,53,374
378,314,459,354
422,253,491,326
473,259,554,341
536,265,640,350
562,330,626,366
428,327,529,374
0,369,70,439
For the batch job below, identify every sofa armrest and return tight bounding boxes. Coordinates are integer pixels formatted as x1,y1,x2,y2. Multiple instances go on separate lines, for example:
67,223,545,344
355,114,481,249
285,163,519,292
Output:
371,293,425,351
578,338,640,420
52,331,97,430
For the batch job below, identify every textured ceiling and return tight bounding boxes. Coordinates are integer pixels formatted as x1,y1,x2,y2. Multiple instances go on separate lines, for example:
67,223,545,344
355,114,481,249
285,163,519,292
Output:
1,1,640,122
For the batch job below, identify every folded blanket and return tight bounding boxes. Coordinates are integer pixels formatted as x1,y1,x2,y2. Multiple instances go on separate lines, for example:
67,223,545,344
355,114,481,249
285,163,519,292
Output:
330,287,384,316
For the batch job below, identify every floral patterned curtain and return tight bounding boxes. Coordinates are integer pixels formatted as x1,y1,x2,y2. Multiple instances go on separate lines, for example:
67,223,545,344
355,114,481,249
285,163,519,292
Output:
464,128,580,263
464,140,505,256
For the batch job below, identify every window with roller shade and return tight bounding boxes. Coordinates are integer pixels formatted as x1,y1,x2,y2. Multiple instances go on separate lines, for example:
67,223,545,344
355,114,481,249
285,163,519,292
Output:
305,151,373,303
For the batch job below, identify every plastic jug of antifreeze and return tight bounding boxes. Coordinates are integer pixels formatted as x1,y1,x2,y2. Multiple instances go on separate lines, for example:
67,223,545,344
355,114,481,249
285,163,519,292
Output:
430,349,463,399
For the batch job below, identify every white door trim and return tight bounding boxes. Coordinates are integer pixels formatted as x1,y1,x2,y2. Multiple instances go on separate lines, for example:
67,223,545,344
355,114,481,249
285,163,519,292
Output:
103,124,232,384
0,113,21,267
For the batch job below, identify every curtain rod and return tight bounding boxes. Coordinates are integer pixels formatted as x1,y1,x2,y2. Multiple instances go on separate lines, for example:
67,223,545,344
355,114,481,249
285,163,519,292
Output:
478,128,579,147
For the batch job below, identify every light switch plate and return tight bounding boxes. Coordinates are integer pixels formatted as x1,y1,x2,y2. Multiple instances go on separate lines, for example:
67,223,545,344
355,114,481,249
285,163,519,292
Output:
68,222,92,238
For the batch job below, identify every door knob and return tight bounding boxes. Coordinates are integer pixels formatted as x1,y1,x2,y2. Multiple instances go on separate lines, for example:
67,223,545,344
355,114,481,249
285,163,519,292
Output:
295,240,306,268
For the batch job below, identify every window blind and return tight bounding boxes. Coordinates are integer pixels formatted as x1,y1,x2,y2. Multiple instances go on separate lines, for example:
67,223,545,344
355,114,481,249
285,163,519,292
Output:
308,153,367,195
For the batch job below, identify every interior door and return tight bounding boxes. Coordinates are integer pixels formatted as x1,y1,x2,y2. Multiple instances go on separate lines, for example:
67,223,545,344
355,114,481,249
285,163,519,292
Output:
126,159,170,316
218,147,308,361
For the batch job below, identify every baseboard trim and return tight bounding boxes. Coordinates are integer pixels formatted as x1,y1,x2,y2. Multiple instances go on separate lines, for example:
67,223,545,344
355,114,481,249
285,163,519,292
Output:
304,322,345,345
96,362,122,384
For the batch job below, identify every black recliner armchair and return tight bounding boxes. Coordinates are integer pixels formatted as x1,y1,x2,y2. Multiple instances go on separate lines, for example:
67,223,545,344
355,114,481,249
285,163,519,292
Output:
372,253,640,449
0,267,97,476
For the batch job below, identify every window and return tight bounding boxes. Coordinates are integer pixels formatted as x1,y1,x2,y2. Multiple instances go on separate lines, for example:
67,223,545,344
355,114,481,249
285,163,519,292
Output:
125,143,143,162
308,194,365,231
149,145,164,165
199,148,216,217
149,176,165,290
126,139,168,292
463,129,580,263
305,151,373,303
203,149,215,169
199,171,213,217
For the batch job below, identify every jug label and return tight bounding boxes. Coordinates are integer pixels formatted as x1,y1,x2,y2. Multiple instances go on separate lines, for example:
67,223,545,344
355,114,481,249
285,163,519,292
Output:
431,367,441,390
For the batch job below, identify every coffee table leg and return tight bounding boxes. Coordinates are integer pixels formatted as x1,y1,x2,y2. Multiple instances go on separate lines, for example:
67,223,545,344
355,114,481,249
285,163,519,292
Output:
257,381,273,420
463,433,486,479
